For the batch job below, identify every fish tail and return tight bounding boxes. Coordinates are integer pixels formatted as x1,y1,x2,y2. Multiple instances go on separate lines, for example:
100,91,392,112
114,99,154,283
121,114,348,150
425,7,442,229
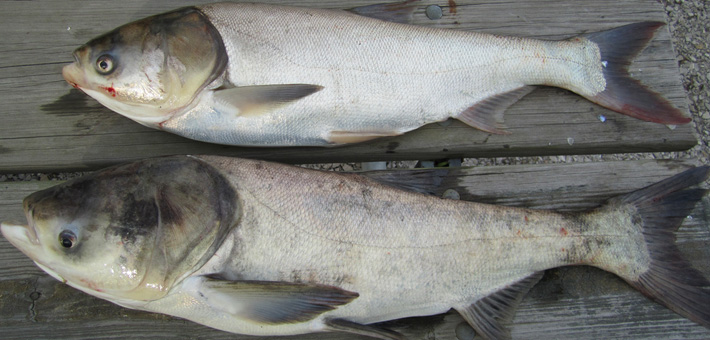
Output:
583,22,691,124
599,166,710,328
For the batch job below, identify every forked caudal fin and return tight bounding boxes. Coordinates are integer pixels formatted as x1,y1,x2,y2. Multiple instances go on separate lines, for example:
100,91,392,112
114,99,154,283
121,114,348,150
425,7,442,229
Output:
457,22,689,135
608,166,710,328
584,22,691,125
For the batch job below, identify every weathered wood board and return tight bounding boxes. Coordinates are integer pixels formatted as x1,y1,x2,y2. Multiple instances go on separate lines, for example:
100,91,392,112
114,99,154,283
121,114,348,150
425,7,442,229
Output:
1,160,709,339
0,0,694,173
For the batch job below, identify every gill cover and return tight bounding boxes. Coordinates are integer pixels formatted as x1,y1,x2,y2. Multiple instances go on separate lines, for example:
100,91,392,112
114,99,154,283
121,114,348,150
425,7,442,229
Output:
21,156,238,301
63,7,227,124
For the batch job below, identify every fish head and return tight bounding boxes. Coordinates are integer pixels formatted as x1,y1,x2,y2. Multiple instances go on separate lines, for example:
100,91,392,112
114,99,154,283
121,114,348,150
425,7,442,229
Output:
62,7,228,126
1,156,238,303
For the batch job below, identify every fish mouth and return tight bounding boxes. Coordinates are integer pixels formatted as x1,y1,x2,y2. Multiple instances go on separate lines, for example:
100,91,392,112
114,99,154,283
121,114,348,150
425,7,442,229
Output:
62,62,85,89
1,220,65,284
1,220,40,247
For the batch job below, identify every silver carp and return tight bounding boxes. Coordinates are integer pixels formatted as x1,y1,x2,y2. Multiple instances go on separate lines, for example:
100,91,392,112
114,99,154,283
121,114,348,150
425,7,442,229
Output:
61,2,689,147
2,155,709,339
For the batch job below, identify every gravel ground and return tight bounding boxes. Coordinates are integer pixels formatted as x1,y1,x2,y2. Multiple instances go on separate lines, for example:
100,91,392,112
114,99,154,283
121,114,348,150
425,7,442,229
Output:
2,0,708,179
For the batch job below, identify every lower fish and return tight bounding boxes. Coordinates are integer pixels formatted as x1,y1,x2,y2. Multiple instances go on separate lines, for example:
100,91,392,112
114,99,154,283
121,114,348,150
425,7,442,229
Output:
61,2,690,146
2,156,709,339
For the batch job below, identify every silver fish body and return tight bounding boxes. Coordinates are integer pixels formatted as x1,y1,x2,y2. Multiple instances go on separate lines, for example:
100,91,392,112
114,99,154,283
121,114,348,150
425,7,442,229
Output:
62,3,689,146
2,156,709,339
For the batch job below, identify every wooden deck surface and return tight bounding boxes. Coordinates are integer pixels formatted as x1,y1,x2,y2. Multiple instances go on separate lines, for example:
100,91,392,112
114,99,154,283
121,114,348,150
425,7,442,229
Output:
0,0,695,172
1,0,708,339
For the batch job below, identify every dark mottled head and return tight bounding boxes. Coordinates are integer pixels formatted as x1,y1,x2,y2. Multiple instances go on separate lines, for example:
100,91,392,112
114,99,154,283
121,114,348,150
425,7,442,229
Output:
1,156,238,302
62,7,227,126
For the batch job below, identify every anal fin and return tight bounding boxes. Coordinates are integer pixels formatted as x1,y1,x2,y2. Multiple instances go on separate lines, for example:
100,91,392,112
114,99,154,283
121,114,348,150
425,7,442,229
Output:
455,271,544,340
326,318,406,340
457,86,535,135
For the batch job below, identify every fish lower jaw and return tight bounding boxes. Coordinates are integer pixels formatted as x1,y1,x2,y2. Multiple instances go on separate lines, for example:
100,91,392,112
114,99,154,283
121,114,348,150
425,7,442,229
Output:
0,221,39,246
81,88,174,126
35,262,67,284
35,262,151,310
61,63,85,90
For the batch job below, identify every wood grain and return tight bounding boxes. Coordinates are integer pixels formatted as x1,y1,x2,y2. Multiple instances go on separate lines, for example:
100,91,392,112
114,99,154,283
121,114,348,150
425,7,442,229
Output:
1,160,709,339
0,0,695,173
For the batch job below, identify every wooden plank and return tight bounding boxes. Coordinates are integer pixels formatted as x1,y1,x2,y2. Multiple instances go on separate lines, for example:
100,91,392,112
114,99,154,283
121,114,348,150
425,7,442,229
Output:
1,160,709,339
0,0,694,173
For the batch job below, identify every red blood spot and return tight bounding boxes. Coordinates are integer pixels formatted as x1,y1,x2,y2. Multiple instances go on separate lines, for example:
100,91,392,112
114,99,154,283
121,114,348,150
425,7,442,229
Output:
99,85,117,97
69,82,80,89
560,227,568,236
524,215,529,223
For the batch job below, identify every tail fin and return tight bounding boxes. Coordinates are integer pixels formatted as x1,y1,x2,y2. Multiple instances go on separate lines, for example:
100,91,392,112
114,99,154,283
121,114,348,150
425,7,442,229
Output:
584,22,691,124
610,166,710,328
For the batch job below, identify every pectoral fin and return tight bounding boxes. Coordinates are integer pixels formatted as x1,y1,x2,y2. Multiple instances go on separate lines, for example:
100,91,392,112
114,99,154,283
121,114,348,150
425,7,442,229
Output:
455,271,543,340
198,275,358,325
326,318,406,340
213,84,323,117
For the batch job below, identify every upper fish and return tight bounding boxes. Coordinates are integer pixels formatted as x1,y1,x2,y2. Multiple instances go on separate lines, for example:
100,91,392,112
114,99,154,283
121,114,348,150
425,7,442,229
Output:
61,2,690,147
2,155,709,339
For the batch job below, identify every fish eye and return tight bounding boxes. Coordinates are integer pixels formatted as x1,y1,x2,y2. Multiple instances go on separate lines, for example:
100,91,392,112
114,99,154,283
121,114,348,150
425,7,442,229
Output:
95,54,115,75
58,230,77,248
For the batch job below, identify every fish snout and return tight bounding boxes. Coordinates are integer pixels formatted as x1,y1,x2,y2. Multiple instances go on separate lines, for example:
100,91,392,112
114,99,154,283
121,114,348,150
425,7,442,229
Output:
1,221,40,246
62,63,85,89
62,47,91,88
